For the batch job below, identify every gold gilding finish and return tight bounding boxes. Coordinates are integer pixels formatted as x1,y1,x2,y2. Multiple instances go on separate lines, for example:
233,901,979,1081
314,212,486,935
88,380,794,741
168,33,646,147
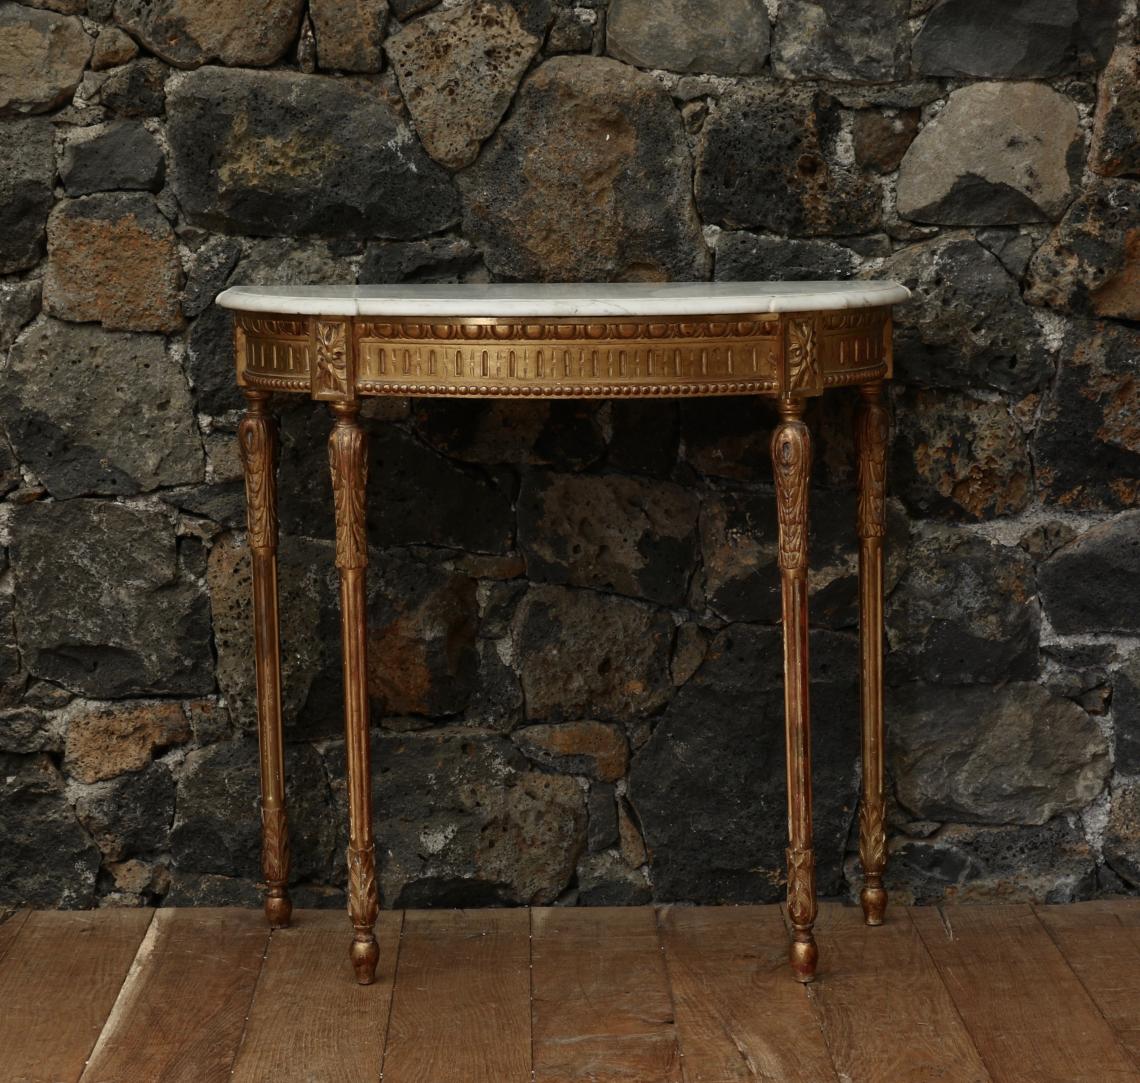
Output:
233,306,896,985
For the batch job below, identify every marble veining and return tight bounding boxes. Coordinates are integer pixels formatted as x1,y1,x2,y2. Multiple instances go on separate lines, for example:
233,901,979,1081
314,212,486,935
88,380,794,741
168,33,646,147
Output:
217,281,910,317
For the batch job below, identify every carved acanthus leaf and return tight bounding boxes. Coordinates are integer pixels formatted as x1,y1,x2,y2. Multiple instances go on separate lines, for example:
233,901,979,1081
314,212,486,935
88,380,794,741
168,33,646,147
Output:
786,846,817,930
856,395,889,539
347,845,379,930
238,408,278,551
261,805,291,887
858,800,887,877
329,419,368,570
772,419,812,572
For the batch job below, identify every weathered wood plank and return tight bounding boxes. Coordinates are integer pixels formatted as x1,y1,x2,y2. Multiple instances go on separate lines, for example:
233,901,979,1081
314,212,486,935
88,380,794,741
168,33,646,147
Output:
79,908,269,1083
532,907,682,1083
0,908,30,967
1035,902,1140,1070
0,909,153,1083
912,905,1140,1083
382,908,531,1083
231,909,402,1083
807,903,991,1083
659,904,836,1083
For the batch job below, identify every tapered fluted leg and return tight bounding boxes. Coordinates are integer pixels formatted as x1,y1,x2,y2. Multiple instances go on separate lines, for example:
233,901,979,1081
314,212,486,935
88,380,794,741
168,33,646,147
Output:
772,397,817,983
238,391,292,930
856,380,889,926
328,402,380,985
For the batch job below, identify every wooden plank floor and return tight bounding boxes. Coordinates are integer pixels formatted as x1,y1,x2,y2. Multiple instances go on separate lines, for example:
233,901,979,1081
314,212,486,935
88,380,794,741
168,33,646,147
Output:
0,901,1137,1083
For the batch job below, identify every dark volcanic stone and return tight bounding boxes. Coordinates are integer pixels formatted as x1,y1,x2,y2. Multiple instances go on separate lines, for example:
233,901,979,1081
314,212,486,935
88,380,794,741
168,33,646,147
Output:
114,0,305,68
0,709,56,754
606,0,770,75
1114,651,1140,775
360,236,482,284
0,279,41,351
182,236,242,319
1033,321,1140,511
588,782,619,851
876,235,1051,395
11,501,214,697
385,0,540,169
629,625,859,902
518,471,699,607
884,819,1097,904
714,232,859,281
1039,512,1140,634
699,487,894,628
412,398,605,470
310,0,389,72
696,85,882,236
887,527,1039,685
93,58,166,117
43,193,183,333
772,0,910,81
0,118,54,274
74,761,175,860
1105,781,1140,888
168,67,460,239
170,739,335,883
0,753,100,908
1091,45,1140,177
852,108,919,173
890,682,1109,825
512,584,674,722
891,387,1032,521
896,82,1081,226
60,122,164,195
1024,179,1140,321
2,319,203,498
913,0,1122,78
0,4,92,115
607,401,679,477
275,418,515,555
457,56,709,280
325,730,587,907
577,852,652,905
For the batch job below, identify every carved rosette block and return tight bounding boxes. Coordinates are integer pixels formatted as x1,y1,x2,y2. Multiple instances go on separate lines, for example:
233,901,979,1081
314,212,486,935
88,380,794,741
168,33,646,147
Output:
313,319,353,401
784,315,820,394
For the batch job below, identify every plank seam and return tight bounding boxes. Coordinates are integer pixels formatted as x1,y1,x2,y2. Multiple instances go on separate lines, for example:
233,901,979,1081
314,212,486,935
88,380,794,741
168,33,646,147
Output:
0,910,31,970
653,905,689,1082
907,907,1002,1083
224,916,276,1079
1031,904,1140,1074
378,909,406,1082
76,909,159,1083
528,907,536,1083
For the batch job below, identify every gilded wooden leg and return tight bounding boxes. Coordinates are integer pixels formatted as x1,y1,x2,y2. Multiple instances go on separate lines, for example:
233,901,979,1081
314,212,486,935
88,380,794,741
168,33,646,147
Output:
238,390,292,930
772,397,818,983
856,380,889,926
328,402,380,985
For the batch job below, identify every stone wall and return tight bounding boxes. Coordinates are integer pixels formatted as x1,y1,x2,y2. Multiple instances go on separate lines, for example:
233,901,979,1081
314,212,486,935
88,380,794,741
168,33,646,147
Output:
0,0,1137,911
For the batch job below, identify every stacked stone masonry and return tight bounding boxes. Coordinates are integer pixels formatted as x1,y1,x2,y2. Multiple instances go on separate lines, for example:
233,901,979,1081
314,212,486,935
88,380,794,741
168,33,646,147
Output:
0,0,1137,911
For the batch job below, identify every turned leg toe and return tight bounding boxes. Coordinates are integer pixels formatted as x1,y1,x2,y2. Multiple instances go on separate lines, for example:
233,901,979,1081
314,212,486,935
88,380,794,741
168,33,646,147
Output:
265,892,292,930
861,884,887,926
351,935,380,985
790,936,819,983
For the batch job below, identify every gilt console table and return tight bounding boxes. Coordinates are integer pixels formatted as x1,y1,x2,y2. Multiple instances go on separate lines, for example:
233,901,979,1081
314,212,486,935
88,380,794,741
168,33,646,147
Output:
216,281,909,986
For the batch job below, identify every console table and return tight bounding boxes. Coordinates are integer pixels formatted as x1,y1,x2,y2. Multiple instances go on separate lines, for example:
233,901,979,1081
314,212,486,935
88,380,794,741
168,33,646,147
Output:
216,281,909,985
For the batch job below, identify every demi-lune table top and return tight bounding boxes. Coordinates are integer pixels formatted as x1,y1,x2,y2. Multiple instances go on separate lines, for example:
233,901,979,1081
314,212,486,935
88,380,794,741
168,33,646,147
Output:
218,281,909,401
216,281,910,317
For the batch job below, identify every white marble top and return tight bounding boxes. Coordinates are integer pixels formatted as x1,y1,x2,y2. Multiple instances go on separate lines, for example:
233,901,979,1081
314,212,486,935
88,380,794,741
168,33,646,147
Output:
216,281,909,317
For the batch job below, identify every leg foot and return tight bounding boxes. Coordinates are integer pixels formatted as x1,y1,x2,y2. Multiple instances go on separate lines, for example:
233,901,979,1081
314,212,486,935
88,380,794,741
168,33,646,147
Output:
790,936,819,983
350,934,380,985
265,892,292,930
861,884,887,927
